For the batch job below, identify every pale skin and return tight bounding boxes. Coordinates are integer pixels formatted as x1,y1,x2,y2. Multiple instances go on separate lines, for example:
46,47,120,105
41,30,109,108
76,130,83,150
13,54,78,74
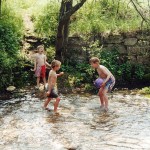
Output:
91,62,115,111
43,65,64,113
33,47,51,88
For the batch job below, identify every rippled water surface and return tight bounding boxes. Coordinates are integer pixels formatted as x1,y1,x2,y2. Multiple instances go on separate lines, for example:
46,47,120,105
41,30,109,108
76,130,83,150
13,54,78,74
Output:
0,92,150,150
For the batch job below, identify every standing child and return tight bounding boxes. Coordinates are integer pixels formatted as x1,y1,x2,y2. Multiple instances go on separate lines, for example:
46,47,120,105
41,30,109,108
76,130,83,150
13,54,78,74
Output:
44,60,64,114
90,57,115,111
33,45,51,89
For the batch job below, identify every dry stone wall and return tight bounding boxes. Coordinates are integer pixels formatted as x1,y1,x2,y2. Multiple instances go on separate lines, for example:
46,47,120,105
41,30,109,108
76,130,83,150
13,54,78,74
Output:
67,30,150,65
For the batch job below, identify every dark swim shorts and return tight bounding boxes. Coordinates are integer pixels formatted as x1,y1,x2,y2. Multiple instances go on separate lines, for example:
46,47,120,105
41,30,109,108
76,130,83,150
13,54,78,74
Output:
48,88,58,98
105,78,115,92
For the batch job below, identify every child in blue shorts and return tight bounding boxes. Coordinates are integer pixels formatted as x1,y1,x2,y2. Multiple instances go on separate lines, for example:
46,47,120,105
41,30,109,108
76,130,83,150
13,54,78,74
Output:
90,57,115,112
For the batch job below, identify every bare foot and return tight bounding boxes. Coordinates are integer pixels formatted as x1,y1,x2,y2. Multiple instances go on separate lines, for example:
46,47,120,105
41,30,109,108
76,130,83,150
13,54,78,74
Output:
100,105,105,110
43,107,51,111
104,107,109,112
54,112,60,115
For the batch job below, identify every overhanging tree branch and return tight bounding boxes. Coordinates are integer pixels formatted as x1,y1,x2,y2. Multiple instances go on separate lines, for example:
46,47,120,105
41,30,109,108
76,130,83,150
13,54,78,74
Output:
56,0,87,61
60,0,86,22
130,0,150,24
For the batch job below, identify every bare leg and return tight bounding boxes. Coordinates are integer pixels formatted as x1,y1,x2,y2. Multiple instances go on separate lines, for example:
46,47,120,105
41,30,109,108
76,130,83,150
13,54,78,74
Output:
44,98,51,109
37,77,40,88
99,88,104,107
43,77,46,87
54,97,60,113
103,88,109,111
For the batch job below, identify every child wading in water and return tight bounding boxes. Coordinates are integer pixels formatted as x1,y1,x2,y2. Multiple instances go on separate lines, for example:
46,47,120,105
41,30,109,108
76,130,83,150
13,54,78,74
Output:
90,57,115,112
44,60,64,114
33,45,51,89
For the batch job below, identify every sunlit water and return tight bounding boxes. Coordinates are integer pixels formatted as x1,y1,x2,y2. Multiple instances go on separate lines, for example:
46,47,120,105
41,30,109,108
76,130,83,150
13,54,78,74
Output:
0,92,150,150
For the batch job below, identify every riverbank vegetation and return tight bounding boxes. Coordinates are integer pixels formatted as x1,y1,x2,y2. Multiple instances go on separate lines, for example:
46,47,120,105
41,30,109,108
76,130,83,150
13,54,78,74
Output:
0,0,149,92
0,0,34,90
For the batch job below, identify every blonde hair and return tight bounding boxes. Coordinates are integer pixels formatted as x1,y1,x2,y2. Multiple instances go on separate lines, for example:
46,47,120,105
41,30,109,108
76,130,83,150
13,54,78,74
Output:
89,57,100,64
51,60,61,68
37,45,44,51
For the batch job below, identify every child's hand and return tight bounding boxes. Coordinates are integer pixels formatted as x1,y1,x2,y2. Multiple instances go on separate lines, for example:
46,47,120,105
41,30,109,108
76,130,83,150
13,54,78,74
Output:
46,91,50,96
101,82,106,87
59,72,64,76
31,68,36,72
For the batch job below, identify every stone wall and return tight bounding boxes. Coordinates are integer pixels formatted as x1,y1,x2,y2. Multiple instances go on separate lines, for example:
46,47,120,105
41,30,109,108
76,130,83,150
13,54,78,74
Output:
67,30,150,65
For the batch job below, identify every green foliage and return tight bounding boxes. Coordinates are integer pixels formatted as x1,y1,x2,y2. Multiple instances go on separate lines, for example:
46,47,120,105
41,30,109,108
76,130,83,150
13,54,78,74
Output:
46,46,55,62
134,64,145,79
61,63,94,89
33,2,59,37
0,1,23,55
0,1,34,91
139,87,150,94
0,51,34,90
31,0,147,37
70,0,145,34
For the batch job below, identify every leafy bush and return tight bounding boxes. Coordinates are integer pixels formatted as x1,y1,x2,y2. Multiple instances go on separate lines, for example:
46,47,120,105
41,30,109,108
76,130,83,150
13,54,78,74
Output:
0,51,34,90
70,0,144,34
33,2,59,37
46,46,55,62
61,63,94,89
0,1,23,54
139,87,150,94
0,1,34,91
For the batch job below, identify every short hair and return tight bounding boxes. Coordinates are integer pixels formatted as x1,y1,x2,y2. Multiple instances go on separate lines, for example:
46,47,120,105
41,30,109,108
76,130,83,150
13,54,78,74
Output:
89,57,100,64
51,60,61,68
37,45,44,50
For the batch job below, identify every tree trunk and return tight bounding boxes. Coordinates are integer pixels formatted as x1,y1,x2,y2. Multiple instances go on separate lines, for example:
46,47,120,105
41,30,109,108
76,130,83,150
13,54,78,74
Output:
55,0,86,61
62,0,72,62
55,0,72,61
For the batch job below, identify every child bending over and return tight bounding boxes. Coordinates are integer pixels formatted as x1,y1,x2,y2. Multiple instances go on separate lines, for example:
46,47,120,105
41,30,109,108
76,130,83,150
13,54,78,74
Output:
90,57,115,111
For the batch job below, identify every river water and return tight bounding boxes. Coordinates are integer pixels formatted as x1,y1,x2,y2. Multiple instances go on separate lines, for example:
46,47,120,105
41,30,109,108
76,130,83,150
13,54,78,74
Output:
0,91,150,150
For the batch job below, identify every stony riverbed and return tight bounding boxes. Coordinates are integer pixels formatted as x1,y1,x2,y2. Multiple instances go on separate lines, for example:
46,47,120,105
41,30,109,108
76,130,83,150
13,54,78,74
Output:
0,91,150,150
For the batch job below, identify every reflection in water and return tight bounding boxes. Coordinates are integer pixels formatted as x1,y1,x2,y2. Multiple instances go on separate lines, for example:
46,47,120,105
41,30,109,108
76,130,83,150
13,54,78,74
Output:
0,92,150,150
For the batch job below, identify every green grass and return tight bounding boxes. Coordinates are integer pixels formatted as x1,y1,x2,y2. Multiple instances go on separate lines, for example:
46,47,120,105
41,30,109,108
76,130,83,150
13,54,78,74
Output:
70,0,146,34
32,1,60,37
30,0,149,37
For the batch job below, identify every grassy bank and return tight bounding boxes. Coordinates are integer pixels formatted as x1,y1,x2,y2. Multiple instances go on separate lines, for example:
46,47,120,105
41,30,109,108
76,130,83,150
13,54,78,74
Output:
33,0,149,38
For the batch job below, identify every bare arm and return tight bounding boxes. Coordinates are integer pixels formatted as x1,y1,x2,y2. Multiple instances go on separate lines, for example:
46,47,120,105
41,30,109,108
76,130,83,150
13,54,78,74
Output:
46,61,51,67
57,72,64,77
101,67,111,85
34,58,37,71
45,55,51,67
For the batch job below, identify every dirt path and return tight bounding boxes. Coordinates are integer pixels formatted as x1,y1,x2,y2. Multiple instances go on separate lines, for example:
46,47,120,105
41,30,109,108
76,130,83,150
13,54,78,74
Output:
0,92,150,150
21,9,39,56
